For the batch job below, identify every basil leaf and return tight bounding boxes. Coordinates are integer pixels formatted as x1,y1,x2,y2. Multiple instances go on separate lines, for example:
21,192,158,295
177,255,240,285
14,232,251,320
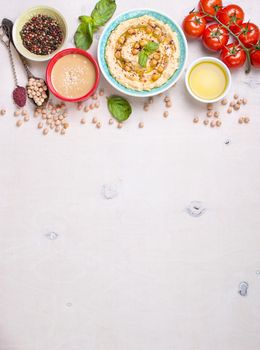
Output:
107,95,132,122
145,41,159,53
79,15,99,32
138,50,148,68
74,22,93,50
91,0,116,27
138,41,159,67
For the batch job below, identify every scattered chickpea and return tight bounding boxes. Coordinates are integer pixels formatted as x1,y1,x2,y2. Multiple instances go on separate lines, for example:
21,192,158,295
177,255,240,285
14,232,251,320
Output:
84,106,89,113
109,118,114,125
221,98,228,105
234,93,239,99
92,117,97,124
234,104,240,111
77,102,83,110
143,103,149,111
230,101,235,107
89,104,95,110
216,120,222,127
38,122,43,129
242,98,247,105
237,100,242,105
207,103,213,110
138,122,144,128
244,117,250,123
50,122,55,129
43,128,49,135
203,119,209,125
24,115,30,122
60,128,66,135
81,118,86,124
210,121,215,128
163,111,169,118
42,114,47,120
193,117,199,123
63,123,69,129
58,115,64,120
99,89,104,96
55,126,60,133
55,120,61,126
214,111,219,118
96,122,102,129
117,123,123,129
21,110,27,116
238,117,244,124
153,53,160,60
164,96,170,103
207,111,213,117
148,97,153,104
227,107,232,114
14,110,21,117
166,101,172,108
95,102,100,108
16,119,23,127
92,94,98,100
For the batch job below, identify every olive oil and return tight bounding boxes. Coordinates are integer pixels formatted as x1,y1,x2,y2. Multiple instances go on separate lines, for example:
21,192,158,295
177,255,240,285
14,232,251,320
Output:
188,61,228,100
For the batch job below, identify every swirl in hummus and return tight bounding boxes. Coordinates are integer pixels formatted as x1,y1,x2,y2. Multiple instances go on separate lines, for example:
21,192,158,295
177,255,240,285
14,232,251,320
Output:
105,15,180,91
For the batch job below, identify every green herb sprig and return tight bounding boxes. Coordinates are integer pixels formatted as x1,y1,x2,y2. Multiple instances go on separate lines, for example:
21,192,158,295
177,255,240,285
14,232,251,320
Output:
138,41,159,68
107,95,132,122
74,0,116,50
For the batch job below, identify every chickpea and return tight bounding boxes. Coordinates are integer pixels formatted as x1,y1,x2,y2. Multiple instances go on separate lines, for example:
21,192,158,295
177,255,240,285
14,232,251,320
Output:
81,118,86,124
115,51,121,59
203,119,209,125
244,117,250,123
38,122,43,129
109,118,114,125
234,93,239,99
127,28,135,35
132,49,139,55
216,120,222,127
238,117,244,124
16,120,23,127
24,116,30,122
153,53,160,60
242,98,247,105
151,59,157,67
234,104,240,111
207,103,213,110
60,128,66,135
117,123,123,129
146,26,152,34
221,98,228,105
140,39,147,47
214,111,219,118
207,111,213,118
163,111,169,118
227,107,232,113
166,101,172,108
43,128,49,135
193,117,199,123
55,126,60,133
119,36,125,44
0,109,6,115
210,121,215,128
134,42,140,49
138,122,144,128
124,65,131,72
96,122,102,129
152,73,160,81
157,66,164,73
92,117,97,124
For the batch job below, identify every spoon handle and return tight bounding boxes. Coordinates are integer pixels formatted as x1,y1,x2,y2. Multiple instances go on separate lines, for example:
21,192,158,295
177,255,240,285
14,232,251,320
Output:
2,18,34,79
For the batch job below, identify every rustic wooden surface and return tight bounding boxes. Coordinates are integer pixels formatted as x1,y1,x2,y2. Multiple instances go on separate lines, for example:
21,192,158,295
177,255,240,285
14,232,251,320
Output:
0,0,260,349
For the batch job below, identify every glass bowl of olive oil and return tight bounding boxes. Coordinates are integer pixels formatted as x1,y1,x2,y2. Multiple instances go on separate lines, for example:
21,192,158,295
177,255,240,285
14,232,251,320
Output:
185,57,231,103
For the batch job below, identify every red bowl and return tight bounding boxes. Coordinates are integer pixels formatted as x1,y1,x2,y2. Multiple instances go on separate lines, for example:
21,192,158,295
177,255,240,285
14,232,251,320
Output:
46,48,100,102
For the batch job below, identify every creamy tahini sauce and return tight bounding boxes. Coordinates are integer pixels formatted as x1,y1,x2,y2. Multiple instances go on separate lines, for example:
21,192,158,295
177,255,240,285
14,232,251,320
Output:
51,54,96,99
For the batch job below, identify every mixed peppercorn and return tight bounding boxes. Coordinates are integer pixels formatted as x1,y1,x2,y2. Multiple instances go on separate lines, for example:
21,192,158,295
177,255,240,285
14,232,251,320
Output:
20,14,63,55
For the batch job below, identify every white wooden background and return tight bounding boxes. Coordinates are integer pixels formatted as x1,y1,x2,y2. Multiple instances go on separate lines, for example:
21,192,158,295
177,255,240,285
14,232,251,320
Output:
0,0,260,349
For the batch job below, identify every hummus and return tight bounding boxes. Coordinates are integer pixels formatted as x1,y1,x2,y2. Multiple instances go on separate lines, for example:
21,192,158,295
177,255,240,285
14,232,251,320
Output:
105,15,180,91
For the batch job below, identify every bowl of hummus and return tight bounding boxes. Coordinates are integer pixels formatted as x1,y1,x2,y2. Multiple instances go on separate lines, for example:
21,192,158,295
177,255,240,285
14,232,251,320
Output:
98,9,188,97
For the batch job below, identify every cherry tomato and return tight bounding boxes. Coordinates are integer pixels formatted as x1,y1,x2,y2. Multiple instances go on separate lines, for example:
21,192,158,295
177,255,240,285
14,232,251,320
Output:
220,43,246,68
216,4,244,32
182,12,206,39
202,24,229,51
235,22,260,48
250,41,260,68
198,0,223,22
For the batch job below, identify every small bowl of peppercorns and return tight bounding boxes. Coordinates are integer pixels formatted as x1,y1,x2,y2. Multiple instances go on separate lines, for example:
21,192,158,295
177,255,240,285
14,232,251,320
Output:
12,5,67,62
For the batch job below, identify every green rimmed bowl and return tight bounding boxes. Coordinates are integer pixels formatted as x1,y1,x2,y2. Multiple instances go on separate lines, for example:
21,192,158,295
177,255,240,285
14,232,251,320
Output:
97,9,188,97
12,6,68,62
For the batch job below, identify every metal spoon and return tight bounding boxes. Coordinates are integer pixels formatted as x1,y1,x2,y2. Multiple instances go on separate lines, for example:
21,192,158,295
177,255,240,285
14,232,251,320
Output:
2,18,49,107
